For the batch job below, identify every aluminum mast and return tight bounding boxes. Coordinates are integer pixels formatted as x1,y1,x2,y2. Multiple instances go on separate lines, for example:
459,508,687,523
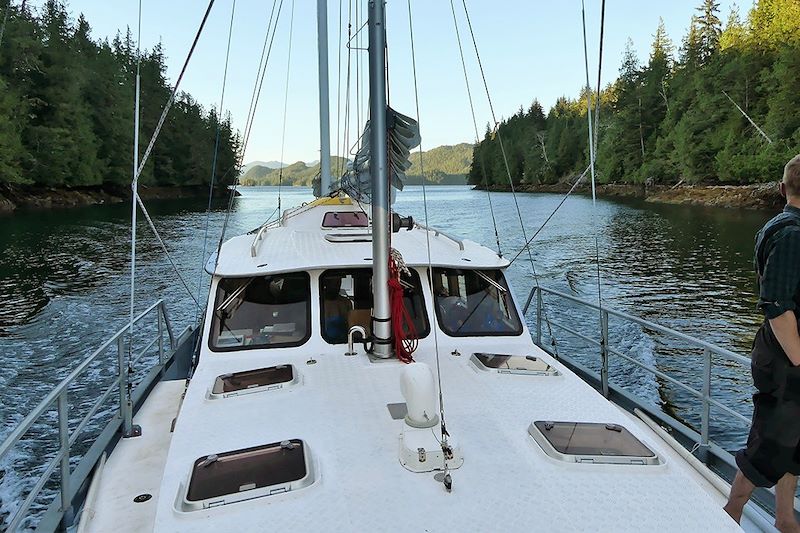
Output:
317,0,332,194
367,0,392,359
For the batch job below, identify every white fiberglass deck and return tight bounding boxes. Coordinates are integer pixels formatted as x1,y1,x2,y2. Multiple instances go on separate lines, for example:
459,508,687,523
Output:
151,339,741,531
93,198,745,531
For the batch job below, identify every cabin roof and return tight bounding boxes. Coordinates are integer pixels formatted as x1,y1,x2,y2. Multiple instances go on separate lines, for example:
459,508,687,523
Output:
209,197,508,277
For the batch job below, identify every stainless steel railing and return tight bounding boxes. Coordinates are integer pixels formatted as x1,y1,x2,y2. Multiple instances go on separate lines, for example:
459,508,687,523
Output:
523,285,752,459
0,300,177,532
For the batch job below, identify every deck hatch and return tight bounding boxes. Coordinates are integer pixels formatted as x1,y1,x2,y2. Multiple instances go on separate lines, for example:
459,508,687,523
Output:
210,365,298,398
529,421,660,465
185,439,312,510
322,211,369,228
471,353,559,376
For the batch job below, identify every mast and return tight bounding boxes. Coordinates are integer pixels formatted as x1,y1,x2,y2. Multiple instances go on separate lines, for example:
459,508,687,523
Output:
317,0,332,194
367,0,392,359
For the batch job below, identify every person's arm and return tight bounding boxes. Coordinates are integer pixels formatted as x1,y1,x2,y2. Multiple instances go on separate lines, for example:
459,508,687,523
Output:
760,228,800,365
769,310,800,366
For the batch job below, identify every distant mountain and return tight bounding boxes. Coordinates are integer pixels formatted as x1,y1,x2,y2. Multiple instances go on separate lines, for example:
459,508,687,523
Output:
240,157,351,186
240,160,287,175
239,144,473,186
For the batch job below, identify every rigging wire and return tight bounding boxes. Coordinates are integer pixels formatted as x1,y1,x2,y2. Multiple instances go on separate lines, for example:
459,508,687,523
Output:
407,0,451,478
135,0,216,180
448,0,501,258
459,0,560,355
128,0,216,322
581,0,605,326
276,0,296,214
508,165,591,265
335,0,344,177
196,0,237,325
214,0,285,268
128,0,143,365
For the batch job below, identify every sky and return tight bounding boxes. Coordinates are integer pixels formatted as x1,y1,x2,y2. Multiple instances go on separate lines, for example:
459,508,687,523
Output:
48,0,750,165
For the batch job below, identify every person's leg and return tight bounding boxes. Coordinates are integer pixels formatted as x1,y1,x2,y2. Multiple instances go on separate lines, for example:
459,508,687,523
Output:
725,470,756,523
775,473,800,532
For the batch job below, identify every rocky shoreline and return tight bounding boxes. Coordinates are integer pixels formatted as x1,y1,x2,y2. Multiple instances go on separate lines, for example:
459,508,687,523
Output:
0,184,218,214
475,182,785,211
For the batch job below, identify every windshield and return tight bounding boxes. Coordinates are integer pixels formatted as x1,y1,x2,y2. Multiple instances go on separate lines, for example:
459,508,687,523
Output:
432,268,522,337
320,268,429,344
209,272,311,351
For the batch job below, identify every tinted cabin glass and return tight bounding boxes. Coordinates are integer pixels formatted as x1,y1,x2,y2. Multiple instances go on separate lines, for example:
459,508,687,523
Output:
210,273,310,351
432,269,522,336
187,440,307,502
320,268,429,344
322,211,369,228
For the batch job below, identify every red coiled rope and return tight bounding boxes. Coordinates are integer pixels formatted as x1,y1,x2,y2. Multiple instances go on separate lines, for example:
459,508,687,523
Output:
388,256,417,363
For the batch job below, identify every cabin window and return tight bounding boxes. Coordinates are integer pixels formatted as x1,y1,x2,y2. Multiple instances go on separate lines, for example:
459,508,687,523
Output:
431,268,522,337
209,272,311,351
322,211,369,228
319,268,429,344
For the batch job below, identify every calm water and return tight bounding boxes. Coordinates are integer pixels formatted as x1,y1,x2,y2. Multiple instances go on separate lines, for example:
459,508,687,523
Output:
0,185,777,526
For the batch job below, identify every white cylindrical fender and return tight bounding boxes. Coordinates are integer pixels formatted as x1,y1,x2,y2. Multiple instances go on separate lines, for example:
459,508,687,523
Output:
400,363,439,428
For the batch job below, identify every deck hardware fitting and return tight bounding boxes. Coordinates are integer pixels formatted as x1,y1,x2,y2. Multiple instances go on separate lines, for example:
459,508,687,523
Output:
451,349,461,357
200,454,218,467
133,494,152,503
418,448,426,463
306,358,317,365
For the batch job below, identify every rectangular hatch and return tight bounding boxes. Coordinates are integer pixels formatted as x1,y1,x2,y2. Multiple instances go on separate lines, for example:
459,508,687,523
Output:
471,353,559,376
210,365,298,399
183,439,314,510
529,421,660,465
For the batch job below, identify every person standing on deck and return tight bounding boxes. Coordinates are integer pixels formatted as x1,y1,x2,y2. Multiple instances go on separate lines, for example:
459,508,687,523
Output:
725,154,800,532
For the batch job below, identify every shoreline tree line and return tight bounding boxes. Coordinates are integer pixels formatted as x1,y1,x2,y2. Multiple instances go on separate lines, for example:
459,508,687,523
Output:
469,0,800,187
0,0,241,189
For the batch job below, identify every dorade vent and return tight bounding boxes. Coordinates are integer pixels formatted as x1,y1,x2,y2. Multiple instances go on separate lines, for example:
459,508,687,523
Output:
322,211,369,228
471,353,560,376
182,439,314,511
529,421,661,466
324,232,372,243
209,365,299,399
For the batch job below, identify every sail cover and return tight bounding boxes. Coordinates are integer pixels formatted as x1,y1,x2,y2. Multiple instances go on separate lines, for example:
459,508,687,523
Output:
315,107,420,202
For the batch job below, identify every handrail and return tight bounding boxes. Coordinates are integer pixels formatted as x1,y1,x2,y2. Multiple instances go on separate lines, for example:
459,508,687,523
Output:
523,284,752,461
0,299,178,531
523,285,750,366
414,222,465,251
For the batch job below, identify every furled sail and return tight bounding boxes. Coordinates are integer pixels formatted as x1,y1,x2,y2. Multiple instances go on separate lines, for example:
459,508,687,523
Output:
314,107,420,201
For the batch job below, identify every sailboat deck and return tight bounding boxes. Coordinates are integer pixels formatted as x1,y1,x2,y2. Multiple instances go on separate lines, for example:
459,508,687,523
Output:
146,335,741,531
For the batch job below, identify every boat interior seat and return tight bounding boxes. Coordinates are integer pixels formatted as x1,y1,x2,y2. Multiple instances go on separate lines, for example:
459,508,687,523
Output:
348,309,372,336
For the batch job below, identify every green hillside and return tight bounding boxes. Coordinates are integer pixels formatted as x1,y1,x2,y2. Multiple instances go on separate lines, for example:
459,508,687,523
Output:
240,144,472,186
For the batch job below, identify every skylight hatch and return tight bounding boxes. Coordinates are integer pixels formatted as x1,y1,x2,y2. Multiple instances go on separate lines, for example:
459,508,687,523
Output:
183,439,314,511
209,365,298,399
529,421,661,466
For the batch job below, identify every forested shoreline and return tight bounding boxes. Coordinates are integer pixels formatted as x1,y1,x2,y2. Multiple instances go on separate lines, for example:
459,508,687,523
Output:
469,0,800,188
0,0,241,193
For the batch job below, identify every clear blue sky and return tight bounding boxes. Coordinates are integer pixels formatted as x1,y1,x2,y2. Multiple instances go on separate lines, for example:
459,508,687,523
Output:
46,0,748,164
